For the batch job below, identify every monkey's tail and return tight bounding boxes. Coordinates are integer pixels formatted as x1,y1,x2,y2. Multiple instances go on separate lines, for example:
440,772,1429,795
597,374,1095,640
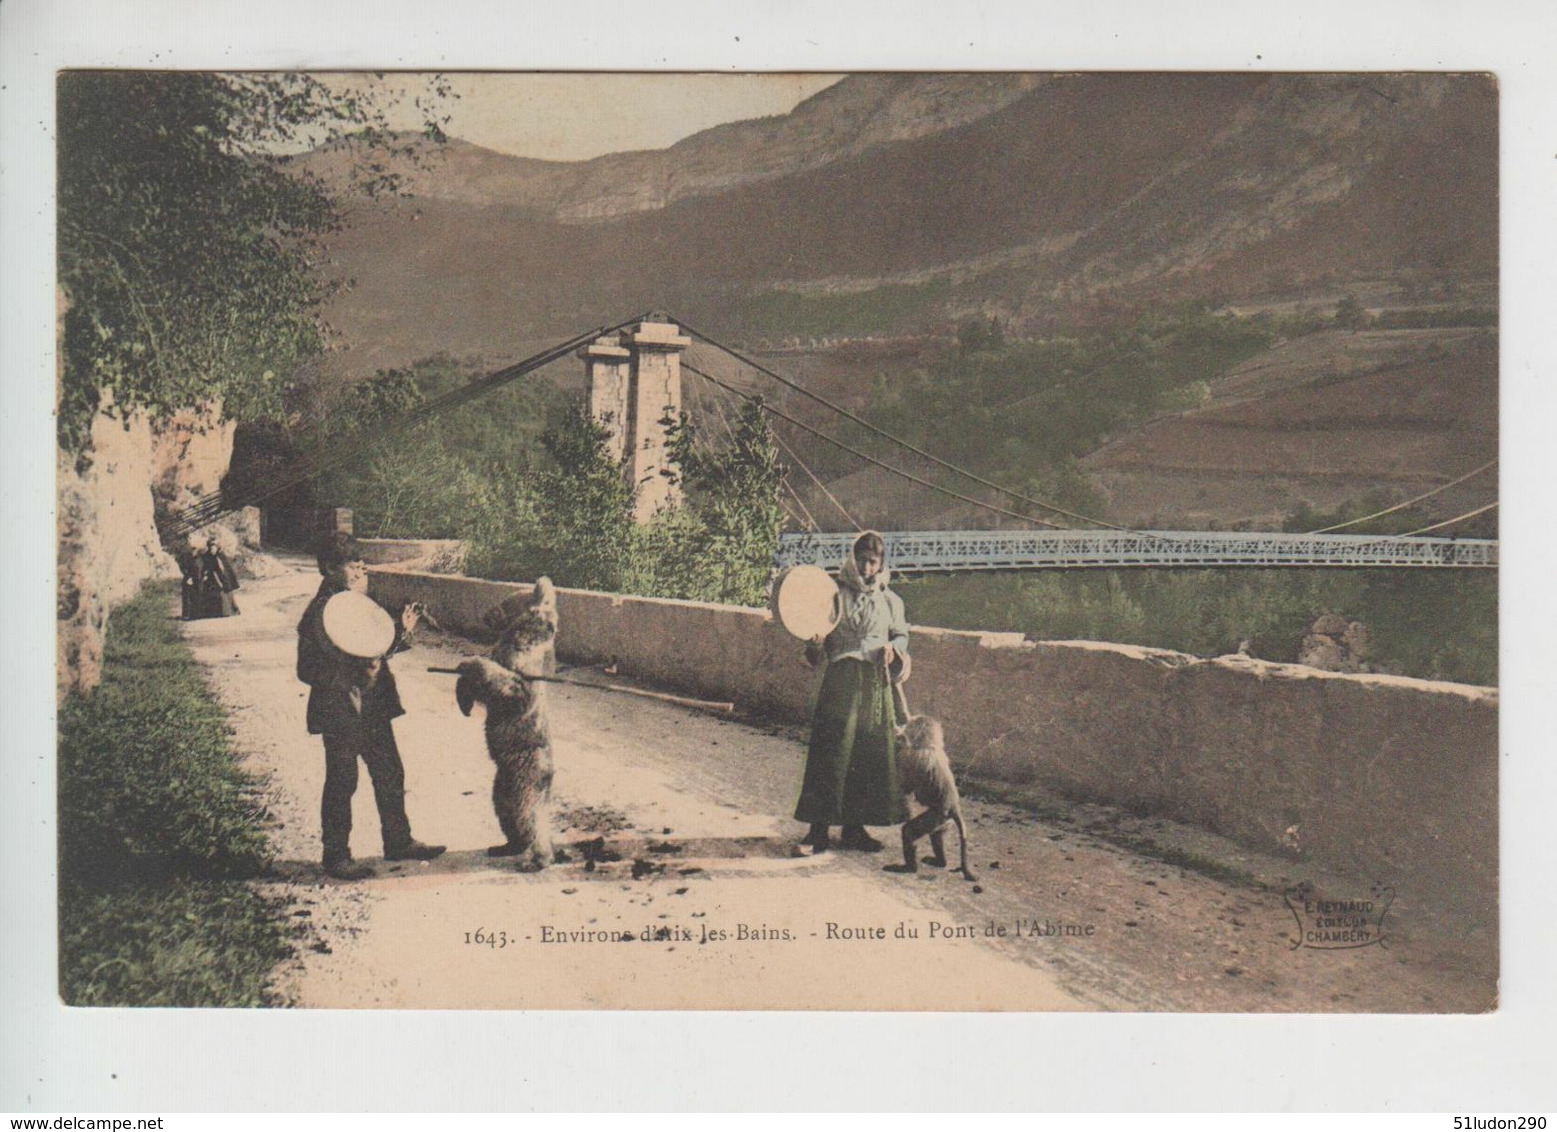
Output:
953,809,977,882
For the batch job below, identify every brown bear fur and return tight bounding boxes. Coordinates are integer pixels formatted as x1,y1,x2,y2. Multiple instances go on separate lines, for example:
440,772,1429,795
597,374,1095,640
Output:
455,578,558,868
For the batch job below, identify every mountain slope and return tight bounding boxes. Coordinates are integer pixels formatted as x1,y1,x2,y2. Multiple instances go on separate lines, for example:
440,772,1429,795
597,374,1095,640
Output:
295,71,1497,533
311,72,1494,376
296,73,1050,221
1081,329,1497,529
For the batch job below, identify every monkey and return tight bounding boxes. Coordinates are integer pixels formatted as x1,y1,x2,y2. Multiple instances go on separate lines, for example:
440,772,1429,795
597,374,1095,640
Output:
454,578,558,869
883,715,976,882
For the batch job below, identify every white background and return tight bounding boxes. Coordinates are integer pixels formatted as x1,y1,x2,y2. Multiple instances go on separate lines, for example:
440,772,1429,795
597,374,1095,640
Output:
2,0,1554,1112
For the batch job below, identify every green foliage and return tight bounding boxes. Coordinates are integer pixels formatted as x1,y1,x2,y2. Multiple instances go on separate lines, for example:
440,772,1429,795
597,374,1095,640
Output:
737,279,951,340
459,466,547,584
461,398,786,607
57,582,296,1006
300,356,573,539
410,353,572,471
1334,295,1372,330
59,879,297,1007
334,366,427,432
896,567,1496,686
838,305,1274,488
654,398,788,605
354,436,492,539
57,71,451,454
308,366,478,538
527,406,641,591
58,585,275,884
463,404,638,591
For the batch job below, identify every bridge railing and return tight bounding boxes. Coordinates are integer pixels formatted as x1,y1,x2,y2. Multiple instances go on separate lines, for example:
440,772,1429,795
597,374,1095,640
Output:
776,530,1499,571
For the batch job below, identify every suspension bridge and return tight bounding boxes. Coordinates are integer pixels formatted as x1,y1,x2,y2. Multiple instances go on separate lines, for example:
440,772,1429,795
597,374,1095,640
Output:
775,529,1499,572
161,312,1500,572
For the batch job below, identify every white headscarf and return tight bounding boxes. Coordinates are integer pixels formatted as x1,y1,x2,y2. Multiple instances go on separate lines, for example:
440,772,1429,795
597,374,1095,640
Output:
837,531,890,594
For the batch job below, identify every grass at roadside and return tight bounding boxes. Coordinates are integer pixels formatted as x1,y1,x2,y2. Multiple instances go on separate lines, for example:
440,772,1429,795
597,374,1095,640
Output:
58,878,296,1007
57,582,297,1006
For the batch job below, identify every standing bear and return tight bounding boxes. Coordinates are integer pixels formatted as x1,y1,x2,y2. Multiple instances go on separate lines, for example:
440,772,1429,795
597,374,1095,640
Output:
454,577,558,869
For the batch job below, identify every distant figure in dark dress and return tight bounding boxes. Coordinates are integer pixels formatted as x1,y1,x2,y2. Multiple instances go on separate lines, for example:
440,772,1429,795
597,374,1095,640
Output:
794,530,909,854
296,535,445,880
176,541,202,621
177,536,241,619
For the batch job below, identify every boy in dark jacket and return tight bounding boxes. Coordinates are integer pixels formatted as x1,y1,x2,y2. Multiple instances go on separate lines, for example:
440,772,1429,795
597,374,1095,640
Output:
297,535,445,880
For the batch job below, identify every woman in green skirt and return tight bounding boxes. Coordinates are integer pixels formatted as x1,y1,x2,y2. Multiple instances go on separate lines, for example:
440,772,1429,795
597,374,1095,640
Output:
794,531,909,853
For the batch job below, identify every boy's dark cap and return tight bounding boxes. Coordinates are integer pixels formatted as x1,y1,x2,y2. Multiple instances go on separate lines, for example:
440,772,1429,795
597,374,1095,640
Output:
316,531,364,574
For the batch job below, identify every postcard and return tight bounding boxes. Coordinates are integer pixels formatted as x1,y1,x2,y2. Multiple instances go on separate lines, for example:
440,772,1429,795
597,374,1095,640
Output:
47,67,1505,1019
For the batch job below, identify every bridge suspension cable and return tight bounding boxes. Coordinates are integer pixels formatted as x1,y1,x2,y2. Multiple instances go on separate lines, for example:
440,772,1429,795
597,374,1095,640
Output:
1399,500,1499,537
683,363,822,532
681,359,1066,531
684,347,857,531
680,319,1501,553
160,311,652,542
777,430,861,531
673,316,1134,532
1309,459,1499,534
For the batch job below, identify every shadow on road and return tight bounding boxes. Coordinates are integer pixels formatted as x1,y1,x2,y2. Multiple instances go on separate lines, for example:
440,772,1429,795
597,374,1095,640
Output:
267,833,816,884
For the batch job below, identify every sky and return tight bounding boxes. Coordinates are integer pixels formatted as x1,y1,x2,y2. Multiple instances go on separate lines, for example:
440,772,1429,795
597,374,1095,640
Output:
322,72,843,161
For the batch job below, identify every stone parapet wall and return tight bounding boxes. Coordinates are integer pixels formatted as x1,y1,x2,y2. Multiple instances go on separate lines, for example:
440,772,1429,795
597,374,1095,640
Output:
371,569,1498,942
354,538,468,575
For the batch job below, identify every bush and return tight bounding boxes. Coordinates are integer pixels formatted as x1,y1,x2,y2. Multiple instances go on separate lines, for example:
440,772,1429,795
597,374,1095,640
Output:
1334,295,1371,330
896,567,1496,686
464,398,785,608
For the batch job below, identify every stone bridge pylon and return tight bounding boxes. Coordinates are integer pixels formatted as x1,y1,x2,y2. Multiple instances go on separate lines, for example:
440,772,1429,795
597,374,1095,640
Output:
578,316,691,522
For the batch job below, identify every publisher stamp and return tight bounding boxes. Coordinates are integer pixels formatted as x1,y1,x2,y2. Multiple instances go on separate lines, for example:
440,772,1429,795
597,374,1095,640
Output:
1283,882,1395,950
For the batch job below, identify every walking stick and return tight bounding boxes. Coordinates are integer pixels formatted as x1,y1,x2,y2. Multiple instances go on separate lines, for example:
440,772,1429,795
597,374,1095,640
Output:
426,667,735,715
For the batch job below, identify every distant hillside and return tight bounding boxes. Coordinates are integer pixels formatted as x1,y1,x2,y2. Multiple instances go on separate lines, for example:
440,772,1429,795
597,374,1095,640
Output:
295,74,1049,221
292,71,1497,534
1083,328,1497,529
306,72,1495,377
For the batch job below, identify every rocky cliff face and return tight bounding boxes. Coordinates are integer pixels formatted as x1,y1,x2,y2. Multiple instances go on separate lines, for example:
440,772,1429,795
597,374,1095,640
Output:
296,73,1049,222
302,72,1495,378
56,397,237,700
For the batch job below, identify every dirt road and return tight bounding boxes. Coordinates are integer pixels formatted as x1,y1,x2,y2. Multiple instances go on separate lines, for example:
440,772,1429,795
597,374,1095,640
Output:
180,560,1494,1012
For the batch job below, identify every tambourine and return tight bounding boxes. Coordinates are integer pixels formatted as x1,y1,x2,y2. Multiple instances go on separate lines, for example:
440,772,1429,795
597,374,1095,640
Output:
770,565,842,641
322,590,397,659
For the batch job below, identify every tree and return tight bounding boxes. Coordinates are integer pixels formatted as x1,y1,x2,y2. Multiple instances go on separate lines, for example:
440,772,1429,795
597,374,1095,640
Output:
956,315,1005,353
56,71,451,455
308,367,488,538
528,405,640,592
661,398,787,606
459,397,786,606
1334,294,1371,331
